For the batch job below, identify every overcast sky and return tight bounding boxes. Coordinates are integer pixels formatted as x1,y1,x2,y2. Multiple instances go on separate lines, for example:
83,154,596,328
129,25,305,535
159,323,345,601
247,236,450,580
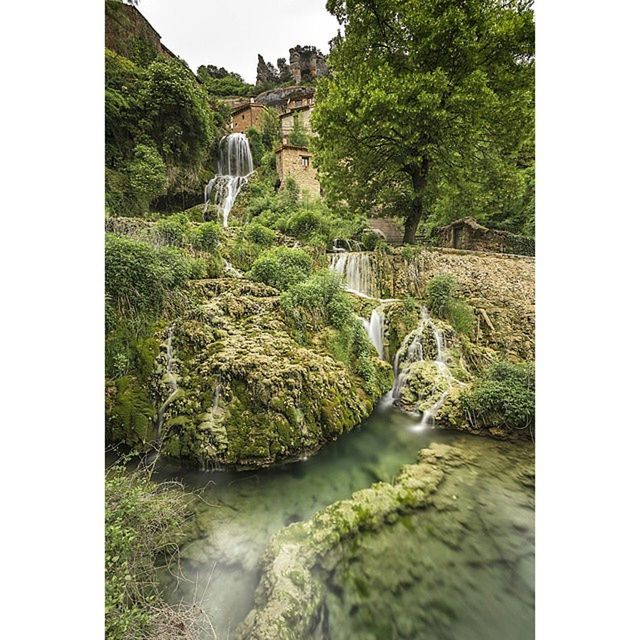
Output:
136,0,340,82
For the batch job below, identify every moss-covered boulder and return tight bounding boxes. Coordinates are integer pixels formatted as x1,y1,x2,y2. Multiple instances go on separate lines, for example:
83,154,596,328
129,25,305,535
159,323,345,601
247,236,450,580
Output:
236,443,466,640
147,278,392,468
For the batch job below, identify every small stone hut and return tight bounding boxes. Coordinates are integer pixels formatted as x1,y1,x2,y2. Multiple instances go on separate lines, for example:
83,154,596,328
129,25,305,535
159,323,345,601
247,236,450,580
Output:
433,218,534,256
275,144,321,197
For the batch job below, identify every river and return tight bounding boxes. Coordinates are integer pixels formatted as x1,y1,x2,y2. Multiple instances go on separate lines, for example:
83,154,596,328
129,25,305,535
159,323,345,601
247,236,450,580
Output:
152,398,534,639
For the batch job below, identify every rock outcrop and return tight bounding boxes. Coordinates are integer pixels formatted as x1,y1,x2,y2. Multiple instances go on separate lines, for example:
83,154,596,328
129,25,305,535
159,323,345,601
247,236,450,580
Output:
148,279,391,469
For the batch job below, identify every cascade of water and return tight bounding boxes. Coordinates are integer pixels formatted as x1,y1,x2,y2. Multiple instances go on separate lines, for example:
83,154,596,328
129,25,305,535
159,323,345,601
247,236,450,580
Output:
223,259,244,278
204,133,254,227
328,252,377,298
359,307,386,359
156,325,180,437
391,306,455,427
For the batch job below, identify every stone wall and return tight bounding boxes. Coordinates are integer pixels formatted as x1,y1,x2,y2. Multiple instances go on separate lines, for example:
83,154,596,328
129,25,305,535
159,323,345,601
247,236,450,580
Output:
433,217,535,256
370,247,535,360
275,145,321,196
105,1,176,61
280,105,313,137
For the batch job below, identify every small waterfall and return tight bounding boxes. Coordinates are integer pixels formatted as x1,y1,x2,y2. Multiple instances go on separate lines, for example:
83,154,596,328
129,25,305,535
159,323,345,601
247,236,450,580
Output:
391,306,454,427
223,259,244,278
329,252,377,298
156,325,180,438
204,133,254,227
360,307,385,359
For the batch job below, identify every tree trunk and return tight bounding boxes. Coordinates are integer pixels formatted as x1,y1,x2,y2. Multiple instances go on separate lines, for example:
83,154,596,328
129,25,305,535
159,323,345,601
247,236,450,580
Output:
403,161,429,244
403,197,422,244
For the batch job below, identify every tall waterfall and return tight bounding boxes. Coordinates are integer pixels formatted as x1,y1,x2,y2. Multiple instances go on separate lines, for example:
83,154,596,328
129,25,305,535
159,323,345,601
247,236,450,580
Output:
329,252,378,298
204,133,254,227
360,307,385,358
156,325,180,438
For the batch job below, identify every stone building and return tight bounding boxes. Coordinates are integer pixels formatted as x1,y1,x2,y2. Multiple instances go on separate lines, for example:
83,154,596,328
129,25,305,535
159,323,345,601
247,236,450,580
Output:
366,218,405,245
230,101,267,134
280,99,314,137
275,144,321,197
433,218,535,256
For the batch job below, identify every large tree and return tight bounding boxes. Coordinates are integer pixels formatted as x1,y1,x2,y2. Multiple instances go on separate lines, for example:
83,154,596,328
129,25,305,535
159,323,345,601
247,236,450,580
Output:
313,0,534,243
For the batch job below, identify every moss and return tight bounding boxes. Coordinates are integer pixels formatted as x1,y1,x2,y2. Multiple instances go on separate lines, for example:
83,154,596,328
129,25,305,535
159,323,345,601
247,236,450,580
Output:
107,375,156,447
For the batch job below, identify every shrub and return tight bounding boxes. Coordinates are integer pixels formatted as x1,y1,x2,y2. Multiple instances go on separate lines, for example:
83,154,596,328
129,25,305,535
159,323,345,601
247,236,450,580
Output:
361,230,382,251
126,144,168,210
463,361,535,432
105,466,192,639
447,299,475,336
189,221,221,253
281,270,352,329
248,247,313,291
155,213,190,247
426,274,457,316
245,221,276,246
105,234,193,316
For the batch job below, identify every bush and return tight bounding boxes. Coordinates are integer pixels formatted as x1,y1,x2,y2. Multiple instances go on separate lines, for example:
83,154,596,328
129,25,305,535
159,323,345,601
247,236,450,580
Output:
281,270,352,329
248,247,313,291
361,230,382,251
447,299,475,336
126,144,168,211
426,274,457,316
463,361,535,432
105,466,192,639
105,234,193,316
189,221,221,252
155,213,190,247
245,221,276,246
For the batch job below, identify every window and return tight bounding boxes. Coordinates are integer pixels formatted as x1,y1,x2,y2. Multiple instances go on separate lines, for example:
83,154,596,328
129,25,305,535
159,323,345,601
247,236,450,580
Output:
300,156,310,167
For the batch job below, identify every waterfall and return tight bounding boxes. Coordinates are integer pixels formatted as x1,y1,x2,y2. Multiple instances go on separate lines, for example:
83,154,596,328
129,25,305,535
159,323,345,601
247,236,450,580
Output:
391,306,454,427
360,307,385,359
156,325,180,438
329,252,378,298
204,133,254,227
223,259,244,278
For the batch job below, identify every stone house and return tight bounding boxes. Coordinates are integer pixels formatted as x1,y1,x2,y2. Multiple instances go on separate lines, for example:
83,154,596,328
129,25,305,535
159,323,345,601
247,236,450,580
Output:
280,101,314,137
275,144,321,197
230,101,267,134
433,217,535,256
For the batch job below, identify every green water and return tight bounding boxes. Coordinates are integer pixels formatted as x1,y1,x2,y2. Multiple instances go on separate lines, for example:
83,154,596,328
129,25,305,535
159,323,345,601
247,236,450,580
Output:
154,400,534,639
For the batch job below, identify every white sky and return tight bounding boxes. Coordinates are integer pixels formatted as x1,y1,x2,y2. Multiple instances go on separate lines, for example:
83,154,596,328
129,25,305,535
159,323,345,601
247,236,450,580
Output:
136,0,340,82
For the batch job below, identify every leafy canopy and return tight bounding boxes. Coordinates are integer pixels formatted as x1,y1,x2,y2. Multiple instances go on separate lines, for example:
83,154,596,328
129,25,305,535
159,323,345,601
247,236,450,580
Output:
313,0,535,242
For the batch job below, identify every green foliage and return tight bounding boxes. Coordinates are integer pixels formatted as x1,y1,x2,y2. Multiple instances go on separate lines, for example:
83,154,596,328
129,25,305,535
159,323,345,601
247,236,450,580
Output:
138,59,214,167
446,300,475,336
196,64,255,97
126,144,168,210
259,107,282,151
245,221,276,246
155,213,190,247
288,113,309,147
189,221,221,252
314,0,535,242
426,274,475,336
361,230,382,251
248,247,313,291
246,127,266,166
463,361,535,432
426,274,457,317
105,234,193,316
105,466,190,639
281,270,352,329
105,48,223,215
